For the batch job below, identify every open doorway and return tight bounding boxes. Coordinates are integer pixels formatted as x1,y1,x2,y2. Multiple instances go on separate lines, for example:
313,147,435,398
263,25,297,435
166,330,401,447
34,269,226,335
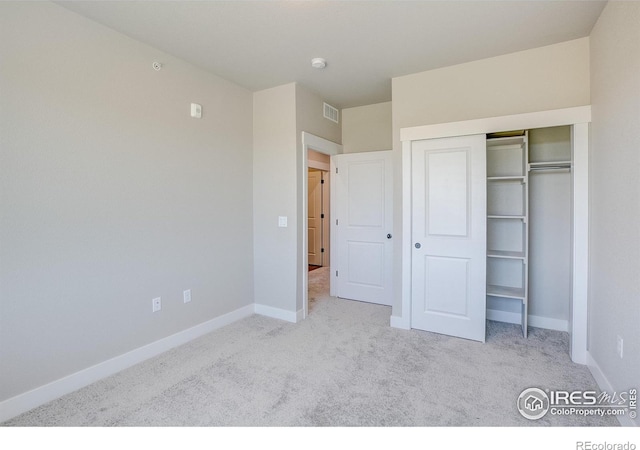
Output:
301,132,342,319
307,150,330,271
307,155,330,315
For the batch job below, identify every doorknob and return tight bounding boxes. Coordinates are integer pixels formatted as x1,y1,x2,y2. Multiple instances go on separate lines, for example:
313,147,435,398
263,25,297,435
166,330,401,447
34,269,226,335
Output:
415,243,421,249
387,233,392,239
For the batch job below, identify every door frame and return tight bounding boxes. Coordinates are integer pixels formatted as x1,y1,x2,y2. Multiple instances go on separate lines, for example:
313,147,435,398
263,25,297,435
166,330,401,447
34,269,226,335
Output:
396,106,591,364
301,132,342,319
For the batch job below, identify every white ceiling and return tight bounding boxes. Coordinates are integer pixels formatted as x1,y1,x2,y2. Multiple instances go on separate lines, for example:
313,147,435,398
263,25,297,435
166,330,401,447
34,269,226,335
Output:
57,1,606,109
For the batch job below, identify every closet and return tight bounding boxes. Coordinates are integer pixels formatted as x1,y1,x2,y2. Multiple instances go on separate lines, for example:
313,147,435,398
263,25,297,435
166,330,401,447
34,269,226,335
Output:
486,126,572,337
399,107,590,361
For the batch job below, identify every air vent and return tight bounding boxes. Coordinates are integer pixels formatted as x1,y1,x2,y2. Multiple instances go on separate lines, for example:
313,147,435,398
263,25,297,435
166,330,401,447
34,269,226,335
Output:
323,102,339,124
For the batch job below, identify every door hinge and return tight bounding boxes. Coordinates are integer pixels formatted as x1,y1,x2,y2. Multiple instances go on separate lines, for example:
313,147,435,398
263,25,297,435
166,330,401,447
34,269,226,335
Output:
336,219,338,225
336,167,338,174
321,213,325,219
335,270,339,277
321,248,325,253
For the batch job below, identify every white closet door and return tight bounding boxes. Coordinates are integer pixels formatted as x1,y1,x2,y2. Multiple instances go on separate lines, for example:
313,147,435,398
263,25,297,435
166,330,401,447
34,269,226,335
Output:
334,151,393,306
411,135,487,342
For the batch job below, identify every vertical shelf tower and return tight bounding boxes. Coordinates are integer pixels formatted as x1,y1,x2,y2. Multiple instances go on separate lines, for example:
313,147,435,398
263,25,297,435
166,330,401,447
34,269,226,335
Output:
486,133,529,337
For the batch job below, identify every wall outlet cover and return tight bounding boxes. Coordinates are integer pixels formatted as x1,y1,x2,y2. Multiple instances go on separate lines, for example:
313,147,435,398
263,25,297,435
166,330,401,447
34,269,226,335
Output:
152,297,162,313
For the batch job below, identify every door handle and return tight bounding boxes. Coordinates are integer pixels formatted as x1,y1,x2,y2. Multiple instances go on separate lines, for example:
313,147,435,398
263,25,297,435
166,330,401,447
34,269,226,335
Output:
387,233,392,239
415,243,421,249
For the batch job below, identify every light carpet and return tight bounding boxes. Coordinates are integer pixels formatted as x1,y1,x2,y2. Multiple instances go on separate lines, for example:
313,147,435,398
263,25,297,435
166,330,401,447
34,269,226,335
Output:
3,267,617,426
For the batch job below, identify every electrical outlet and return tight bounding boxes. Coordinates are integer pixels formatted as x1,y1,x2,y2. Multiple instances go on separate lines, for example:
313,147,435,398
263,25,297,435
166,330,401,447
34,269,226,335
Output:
617,335,624,359
183,289,191,304
152,297,161,313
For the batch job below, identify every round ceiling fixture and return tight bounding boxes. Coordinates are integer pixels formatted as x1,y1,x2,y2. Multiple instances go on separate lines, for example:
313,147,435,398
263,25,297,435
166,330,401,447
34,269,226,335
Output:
311,58,327,69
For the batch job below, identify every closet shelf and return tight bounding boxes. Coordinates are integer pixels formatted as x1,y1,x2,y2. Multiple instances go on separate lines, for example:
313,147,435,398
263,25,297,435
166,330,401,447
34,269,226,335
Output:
487,136,526,147
487,285,526,300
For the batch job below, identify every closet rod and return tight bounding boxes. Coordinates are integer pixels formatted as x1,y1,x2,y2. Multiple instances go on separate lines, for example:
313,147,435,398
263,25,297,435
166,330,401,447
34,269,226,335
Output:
529,165,571,171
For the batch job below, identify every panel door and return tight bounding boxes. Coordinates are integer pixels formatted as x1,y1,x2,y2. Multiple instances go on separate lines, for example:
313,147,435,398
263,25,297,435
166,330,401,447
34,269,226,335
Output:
411,135,486,341
308,169,323,266
334,151,393,306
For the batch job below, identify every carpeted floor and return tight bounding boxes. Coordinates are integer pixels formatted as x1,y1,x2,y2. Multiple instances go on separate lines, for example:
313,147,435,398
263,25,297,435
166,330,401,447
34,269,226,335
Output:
3,267,617,426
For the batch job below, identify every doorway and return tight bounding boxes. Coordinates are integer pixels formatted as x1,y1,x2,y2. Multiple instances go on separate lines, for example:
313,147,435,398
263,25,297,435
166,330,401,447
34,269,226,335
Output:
307,151,330,271
301,132,342,319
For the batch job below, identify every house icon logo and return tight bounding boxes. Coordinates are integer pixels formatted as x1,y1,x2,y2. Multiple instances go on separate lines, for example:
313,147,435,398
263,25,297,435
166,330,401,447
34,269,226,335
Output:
525,395,544,411
517,388,550,420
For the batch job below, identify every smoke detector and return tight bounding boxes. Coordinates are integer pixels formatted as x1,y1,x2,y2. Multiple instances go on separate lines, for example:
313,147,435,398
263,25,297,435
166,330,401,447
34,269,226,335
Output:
311,58,327,69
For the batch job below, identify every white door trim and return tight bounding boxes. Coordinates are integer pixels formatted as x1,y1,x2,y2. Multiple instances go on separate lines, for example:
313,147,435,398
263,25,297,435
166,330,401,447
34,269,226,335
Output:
400,106,591,142
397,106,591,364
301,132,342,319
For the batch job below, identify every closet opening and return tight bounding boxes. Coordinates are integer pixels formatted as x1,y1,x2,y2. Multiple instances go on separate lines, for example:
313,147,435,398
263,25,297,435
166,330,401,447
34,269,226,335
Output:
398,106,590,362
486,126,572,339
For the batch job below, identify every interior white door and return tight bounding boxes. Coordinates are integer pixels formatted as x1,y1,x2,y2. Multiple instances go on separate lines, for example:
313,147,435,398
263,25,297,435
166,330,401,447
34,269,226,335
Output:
411,135,486,342
308,169,323,266
334,151,393,306
320,171,329,266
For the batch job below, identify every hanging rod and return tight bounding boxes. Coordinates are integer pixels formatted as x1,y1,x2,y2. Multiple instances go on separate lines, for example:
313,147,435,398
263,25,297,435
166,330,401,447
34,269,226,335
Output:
529,165,572,171
528,161,572,171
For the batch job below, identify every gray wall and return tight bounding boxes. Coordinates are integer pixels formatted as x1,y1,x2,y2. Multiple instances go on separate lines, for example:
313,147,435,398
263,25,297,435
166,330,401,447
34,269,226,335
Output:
342,102,392,153
589,1,640,400
0,2,254,401
296,86,342,146
253,83,298,312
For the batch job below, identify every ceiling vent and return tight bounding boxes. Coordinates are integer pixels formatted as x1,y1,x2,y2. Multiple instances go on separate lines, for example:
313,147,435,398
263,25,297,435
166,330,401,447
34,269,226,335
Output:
323,102,339,124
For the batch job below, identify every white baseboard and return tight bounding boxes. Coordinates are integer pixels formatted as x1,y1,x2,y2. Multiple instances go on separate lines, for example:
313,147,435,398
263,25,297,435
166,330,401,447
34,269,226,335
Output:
587,352,638,427
253,304,299,323
0,304,255,423
529,315,568,332
487,309,569,332
390,315,410,330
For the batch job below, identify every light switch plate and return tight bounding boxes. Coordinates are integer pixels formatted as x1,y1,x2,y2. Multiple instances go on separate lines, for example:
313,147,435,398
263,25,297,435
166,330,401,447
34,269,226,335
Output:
190,103,202,119
278,216,288,227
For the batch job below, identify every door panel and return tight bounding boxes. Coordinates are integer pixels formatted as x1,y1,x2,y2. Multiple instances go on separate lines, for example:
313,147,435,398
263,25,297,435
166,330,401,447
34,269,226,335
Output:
423,256,470,316
347,162,385,227
427,150,469,237
335,151,393,306
347,241,384,287
411,135,486,342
